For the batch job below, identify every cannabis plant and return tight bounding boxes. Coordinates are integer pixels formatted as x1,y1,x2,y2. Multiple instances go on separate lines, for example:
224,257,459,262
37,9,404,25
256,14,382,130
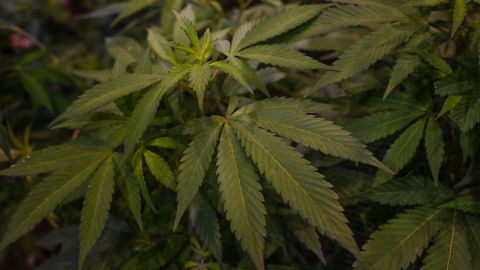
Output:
2,0,480,269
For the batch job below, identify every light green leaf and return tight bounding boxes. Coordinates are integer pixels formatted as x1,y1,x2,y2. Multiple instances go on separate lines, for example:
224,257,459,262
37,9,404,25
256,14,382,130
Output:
369,176,453,206
235,110,391,172
425,118,444,183
0,156,106,251
233,97,329,116
112,0,157,25
236,45,329,70
421,212,473,270
51,74,163,126
232,122,359,256
146,137,177,149
346,110,424,144
123,65,190,159
147,27,176,64
437,96,462,119
375,118,426,185
354,207,447,270
231,21,255,53
452,0,467,37
79,156,115,269
229,57,269,97
189,64,212,112
174,118,223,229
235,5,327,51
217,124,266,270
384,54,420,99
143,149,175,190
209,61,253,93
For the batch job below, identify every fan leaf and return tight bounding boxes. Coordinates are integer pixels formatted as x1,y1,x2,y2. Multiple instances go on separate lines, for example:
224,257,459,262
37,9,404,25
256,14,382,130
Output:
51,74,163,126
354,207,447,270
174,117,224,229
232,122,359,256
216,124,266,270
235,110,391,172
79,156,115,269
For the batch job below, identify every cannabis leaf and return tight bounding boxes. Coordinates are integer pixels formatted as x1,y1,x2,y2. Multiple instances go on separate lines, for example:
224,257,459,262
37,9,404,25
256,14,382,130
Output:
421,212,473,270
424,117,445,183
235,45,329,69
0,144,110,251
307,24,415,95
174,117,223,228
233,5,327,52
217,124,267,270
123,65,190,159
354,207,447,270
51,74,164,127
79,155,115,269
369,176,453,206
374,118,427,185
347,110,424,144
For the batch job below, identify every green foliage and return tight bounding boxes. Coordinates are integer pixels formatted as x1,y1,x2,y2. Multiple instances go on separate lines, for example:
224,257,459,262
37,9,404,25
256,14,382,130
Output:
2,0,480,269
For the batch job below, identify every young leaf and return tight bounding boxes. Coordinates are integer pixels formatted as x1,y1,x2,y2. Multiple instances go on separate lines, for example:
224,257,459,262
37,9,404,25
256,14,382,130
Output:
424,118,444,183
143,149,175,190
123,65,190,159
234,110,391,172
51,74,164,126
189,64,212,112
232,122,359,256
354,207,447,270
346,110,424,144
79,156,115,269
235,45,329,70
0,157,106,251
384,55,420,99
375,118,427,185
421,212,473,270
309,25,415,93
452,0,467,37
174,118,223,229
217,124,266,270
190,194,222,262
235,5,327,51
369,176,453,206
